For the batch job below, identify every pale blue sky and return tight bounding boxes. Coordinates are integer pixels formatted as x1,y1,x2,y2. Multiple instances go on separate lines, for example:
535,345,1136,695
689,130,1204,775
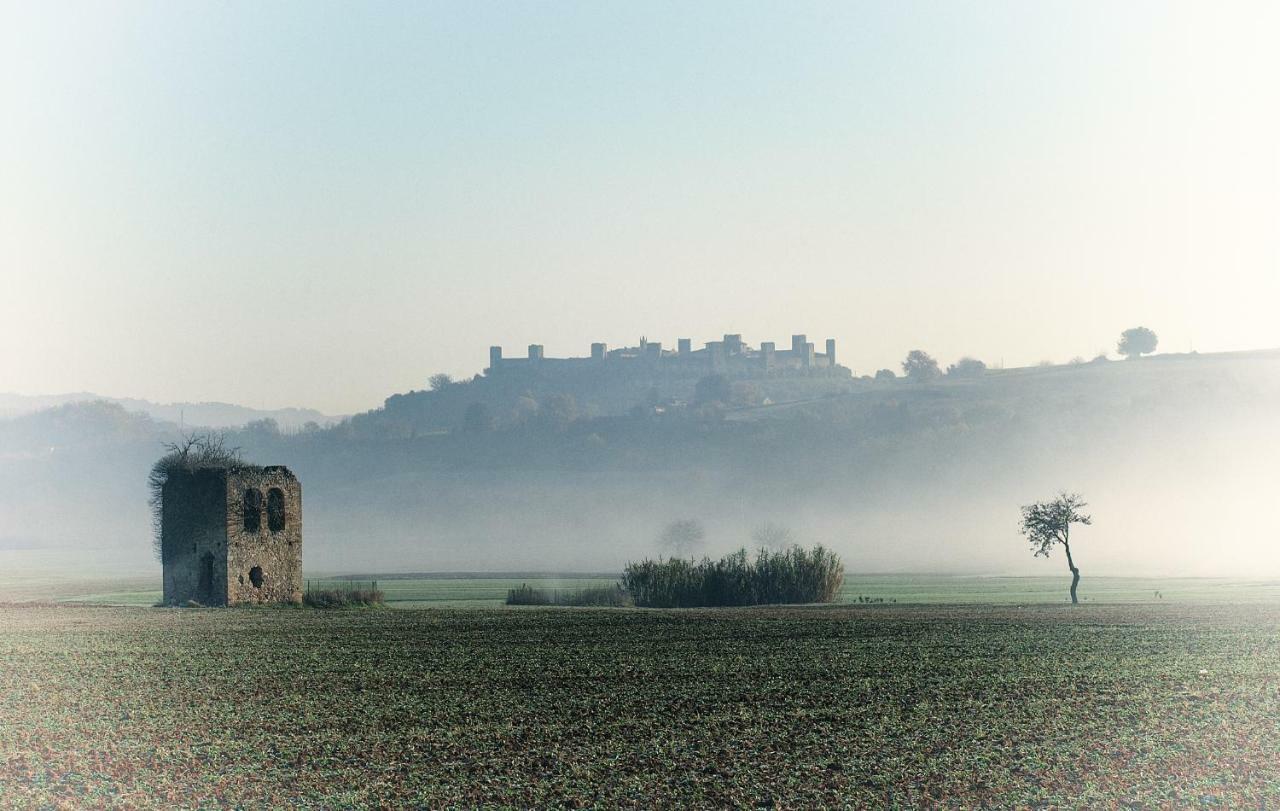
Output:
2,1,1277,413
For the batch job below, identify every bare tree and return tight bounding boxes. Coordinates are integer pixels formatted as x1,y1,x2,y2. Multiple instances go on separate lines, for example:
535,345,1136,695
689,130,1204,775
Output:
1020,492,1092,604
428,373,454,391
660,519,706,557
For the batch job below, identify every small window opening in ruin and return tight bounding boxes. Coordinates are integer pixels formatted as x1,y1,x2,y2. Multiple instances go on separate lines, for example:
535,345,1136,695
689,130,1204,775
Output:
267,488,286,533
249,566,264,588
243,488,263,533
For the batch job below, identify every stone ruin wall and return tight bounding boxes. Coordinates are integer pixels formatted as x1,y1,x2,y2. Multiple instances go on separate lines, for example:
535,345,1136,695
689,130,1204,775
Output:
161,469,230,606
224,467,303,605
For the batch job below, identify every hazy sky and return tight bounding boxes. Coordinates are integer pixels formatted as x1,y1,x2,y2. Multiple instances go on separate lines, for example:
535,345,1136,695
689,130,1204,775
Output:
3,1,1277,414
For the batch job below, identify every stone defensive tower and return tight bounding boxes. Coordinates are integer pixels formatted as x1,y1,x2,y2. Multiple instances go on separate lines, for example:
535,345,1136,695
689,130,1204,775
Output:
160,465,302,606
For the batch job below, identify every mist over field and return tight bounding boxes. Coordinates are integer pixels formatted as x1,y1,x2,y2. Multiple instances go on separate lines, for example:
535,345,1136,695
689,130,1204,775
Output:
3,350,1277,578
8,1,1280,806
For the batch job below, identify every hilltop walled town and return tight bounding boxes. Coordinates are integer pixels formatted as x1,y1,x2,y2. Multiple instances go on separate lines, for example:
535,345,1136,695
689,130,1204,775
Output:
486,333,848,381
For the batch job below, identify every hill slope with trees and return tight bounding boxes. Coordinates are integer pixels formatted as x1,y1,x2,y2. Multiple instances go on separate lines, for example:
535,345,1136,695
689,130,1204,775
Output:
2,350,1278,576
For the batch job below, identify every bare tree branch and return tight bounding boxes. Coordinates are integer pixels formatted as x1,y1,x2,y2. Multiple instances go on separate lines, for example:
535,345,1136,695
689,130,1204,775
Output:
148,432,243,562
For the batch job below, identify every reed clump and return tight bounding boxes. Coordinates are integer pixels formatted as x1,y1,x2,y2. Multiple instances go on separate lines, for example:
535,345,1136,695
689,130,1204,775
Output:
622,545,844,608
303,580,385,608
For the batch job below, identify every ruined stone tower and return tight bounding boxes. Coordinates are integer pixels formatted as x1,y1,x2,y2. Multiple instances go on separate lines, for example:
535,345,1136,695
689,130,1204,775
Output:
160,465,302,606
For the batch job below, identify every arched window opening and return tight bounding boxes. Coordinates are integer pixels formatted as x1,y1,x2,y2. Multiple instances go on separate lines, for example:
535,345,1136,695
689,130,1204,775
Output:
243,488,263,533
249,566,264,588
267,488,286,533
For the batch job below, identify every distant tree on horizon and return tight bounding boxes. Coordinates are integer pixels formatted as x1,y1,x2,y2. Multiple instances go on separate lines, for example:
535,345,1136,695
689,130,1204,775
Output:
661,519,706,557
1118,327,1158,359
901,350,941,382
429,373,455,391
874,368,896,381
1020,492,1092,605
946,357,987,378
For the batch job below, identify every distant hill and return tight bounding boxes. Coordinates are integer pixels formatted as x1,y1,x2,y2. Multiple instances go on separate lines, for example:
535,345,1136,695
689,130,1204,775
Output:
3,349,1279,577
0,400,172,455
0,392,341,430
359,348,1280,436
372,362,857,436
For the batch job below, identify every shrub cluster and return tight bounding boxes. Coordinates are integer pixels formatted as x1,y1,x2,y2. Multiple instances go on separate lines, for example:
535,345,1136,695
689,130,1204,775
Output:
622,545,844,608
506,584,631,607
303,581,384,608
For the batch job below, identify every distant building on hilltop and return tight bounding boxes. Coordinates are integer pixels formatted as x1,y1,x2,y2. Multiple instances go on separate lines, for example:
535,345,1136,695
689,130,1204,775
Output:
160,466,302,606
486,333,847,380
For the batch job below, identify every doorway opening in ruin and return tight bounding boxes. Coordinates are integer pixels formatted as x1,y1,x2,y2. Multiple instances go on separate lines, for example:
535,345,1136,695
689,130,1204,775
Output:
243,488,263,532
197,552,215,604
249,566,264,588
267,488,286,532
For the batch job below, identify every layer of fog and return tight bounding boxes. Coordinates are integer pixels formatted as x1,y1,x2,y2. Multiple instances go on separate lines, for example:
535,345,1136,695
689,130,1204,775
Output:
3,354,1279,580
306,415,1280,577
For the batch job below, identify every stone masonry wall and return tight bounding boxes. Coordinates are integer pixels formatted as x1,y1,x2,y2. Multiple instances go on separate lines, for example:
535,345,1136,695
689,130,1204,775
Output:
161,469,230,606
224,467,303,605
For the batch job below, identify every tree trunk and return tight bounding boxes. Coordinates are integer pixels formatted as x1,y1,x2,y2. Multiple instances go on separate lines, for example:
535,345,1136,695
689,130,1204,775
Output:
1064,541,1079,605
